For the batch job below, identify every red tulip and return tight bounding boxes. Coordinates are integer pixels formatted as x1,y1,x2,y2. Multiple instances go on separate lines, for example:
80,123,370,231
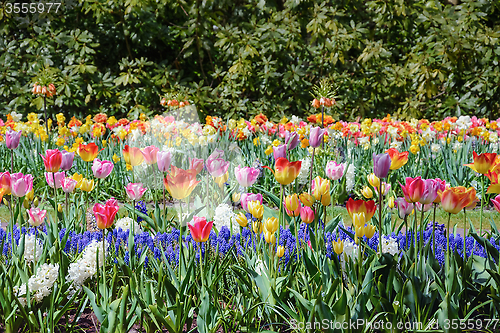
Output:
40,149,62,172
464,151,497,175
346,198,376,221
188,216,213,242
93,198,119,229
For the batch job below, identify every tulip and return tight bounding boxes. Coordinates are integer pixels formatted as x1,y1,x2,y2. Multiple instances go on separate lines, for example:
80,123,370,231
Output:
27,207,47,227
235,212,248,227
387,196,395,209
92,159,114,179
276,245,285,258
285,131,299,151
0,172,11,195
164,166,201,200
264,157,301,186
189,158,204,174
284,193,300,211
433,178,447,203
263,230,276,244
248,200,264,220
332,240,344,255
355,225,365,239
284,202,301,217
373,153,391,178
418,179,439,204
395,197,414,219
61,178,77,193
157,151,172,172
311,176,331,206
441,186,476,214
464,151,497,174
309,126,325,148
234,165,260,188
188,216,213,242
80,178,95,192
415,202,433,212
253,221,263,234
40,149,62,172
486,170,500,194
492,195,500,213
232,192,241,203
353,212,366,228
123,145,144,166
78,143,99,162
93,198,119,229
299,192,315,207
206,156,230,178
214,172,229,188
273,144,287,160
364,224,376,239
400,177,425,203
125,183,147,201
45,171,65,189
60,151,75,170
6,130,21,149
346,198,376,221
300,206,314,224
361,186,373,199
367,173,380,188
374,182,391,196
11,173,33,198
263,217,279,234
385,148,409,170
71,173,84,188
141,145,159,165
241,193,263,212
325,161,344,180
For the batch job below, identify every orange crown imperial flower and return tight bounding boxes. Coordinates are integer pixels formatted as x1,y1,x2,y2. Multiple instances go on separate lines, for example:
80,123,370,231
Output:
163,165,200,200
385,148,409,170
464,151,497,175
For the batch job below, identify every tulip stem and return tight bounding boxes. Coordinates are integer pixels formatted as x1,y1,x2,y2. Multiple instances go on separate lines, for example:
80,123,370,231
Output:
33,226,37,276
463,207,467,260
447,213,451,254
52,172,58,223
65,192,69,218
199,243,204,288
132,200,136,235
308,148,315,195
432,204,437,255
419,207,424,255
480,175,485,236
102,229,106,302
378,182,383,256
8,197,14,252
10,150,14,174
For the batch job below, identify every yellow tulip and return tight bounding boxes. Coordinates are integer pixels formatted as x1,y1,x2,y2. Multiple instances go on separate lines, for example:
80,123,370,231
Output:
299,192,315,207
263,217,279,234
248,201,264,220
235,212,248,228
353,212,366,228
332,240,344,255
361,186,373,199
80,178,95,192
364,224,376,239
264,230,276,244
276,245,285,258
367,173,380,188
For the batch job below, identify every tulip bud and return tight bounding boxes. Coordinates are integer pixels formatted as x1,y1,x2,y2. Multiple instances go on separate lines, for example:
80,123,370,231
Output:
23,198,30,209
252,221,262,234
387,196,395,209
332,240,344,255
248,200,263,220
34,197,39,207
58,204,63,213
276,245,285,258
364,224,376,239
353,212,366,228
235,212,248,227
284,194,300,212
299,192,315,207
367,173,380,188
232,192,241,203
361,186,373,199
264,230,276,244
355,225,365,239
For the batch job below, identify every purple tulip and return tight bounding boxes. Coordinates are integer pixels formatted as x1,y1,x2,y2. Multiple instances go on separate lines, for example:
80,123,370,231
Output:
60,150,75,171
273,144,287,160
373,153,391,178
309,127,325,148
157,151,172,172
285,131,299,151
6,130,21,149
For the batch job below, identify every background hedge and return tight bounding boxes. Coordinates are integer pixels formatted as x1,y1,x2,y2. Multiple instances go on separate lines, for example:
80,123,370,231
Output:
1,0,499,121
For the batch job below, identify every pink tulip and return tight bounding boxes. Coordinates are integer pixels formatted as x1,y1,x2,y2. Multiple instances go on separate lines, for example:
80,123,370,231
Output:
189,158,204,174
284,200,301,217
492,195,500,213
125,183,147,201
92,159,114,179
395,197,414,219
27,207,47,227
374,182,391,196
45,172,65,189
93,198,119,229
309,127,325,148
300,206,314,224
208,149,224,160
11,172,33,197
141,145,159,165
157,151,172,172
0,172,11,195
416,202,433,212
6,130,21,149
400,177,425,203
206,156,229,178
325,161,344,180
188,216,213,242
241,193,263,212
60,151,75,171
273,144,287,160
61,178,77,193
419,179,439,204
234,165,260,187
40,149,62,173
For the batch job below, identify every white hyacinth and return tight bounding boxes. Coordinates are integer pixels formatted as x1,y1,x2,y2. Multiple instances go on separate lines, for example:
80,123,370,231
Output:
297,157,311,185
213,203,237,232
342,240,359,261
381,237,399,256
15,263,59,305
24,234,43,263
115,217,142,234
345,164,356,192
66,240,108,293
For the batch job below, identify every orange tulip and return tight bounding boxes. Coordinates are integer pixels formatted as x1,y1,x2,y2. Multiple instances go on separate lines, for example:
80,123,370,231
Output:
486,170,500,194
163,165,200,200
464,151,497,174
385,148,409,170
123,145,144,167
346,198,376,221
78,143,99,162
264,157,301,185
441,186,476,214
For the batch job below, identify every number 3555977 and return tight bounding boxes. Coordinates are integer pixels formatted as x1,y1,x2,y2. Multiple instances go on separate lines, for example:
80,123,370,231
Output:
4,3,62,14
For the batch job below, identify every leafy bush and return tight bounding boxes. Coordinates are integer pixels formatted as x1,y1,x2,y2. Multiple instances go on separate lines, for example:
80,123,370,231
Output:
1,0,499,121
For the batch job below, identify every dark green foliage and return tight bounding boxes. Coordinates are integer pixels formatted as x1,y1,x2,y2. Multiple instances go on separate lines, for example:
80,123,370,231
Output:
1,0,499,121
